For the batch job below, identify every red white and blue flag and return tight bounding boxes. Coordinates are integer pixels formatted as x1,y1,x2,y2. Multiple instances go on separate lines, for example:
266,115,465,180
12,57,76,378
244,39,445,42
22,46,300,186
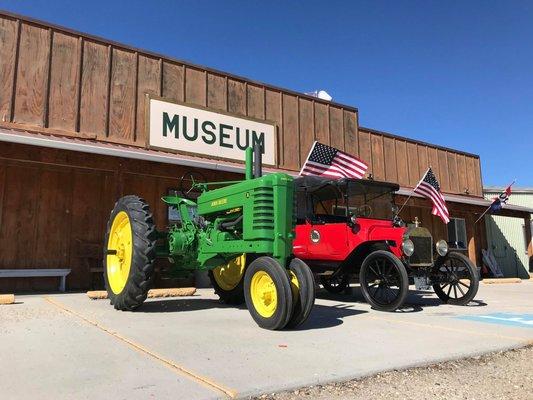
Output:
299,141,368,179
414,167,450,224
489,184,513,213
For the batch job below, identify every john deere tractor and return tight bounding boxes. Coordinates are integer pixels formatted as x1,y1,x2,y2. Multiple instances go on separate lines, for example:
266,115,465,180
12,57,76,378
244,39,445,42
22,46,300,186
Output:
103,147,315,330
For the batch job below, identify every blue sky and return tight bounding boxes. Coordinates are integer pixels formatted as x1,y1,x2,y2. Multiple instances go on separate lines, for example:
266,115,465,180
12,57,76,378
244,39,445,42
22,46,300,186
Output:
1,0,531,186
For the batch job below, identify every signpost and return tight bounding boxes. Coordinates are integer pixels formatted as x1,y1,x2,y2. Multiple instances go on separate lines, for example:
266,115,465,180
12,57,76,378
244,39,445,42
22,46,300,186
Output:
148,97,277,165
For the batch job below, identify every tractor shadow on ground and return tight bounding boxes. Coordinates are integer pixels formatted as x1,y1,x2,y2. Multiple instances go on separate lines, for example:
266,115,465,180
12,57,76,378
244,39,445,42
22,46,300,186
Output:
137,295,246,313
295,304,368,331
316,286,487,314
136,295,367,331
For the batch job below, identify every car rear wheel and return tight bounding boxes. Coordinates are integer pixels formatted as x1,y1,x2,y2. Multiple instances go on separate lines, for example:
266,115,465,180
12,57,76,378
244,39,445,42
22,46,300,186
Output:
359,250,409,312
432,252,479,305
320,273,350,294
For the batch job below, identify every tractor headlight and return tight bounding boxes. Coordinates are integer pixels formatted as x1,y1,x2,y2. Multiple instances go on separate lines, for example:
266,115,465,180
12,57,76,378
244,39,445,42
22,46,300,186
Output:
436,240,449,257
402,239,415,257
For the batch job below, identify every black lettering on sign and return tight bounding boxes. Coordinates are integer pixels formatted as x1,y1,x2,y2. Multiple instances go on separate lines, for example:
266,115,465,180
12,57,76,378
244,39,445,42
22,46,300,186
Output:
202,121,216,144
236,128,250,150
183,116,199,141
220,124,233,148
163,112,179,138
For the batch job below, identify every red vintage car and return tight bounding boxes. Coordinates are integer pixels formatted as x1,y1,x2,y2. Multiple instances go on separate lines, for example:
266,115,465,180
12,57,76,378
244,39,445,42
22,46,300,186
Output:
293,176,479,311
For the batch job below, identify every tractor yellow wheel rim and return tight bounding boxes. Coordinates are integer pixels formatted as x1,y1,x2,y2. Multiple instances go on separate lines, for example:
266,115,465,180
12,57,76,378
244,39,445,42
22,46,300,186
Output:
106,211,133,295
213,254,246,291
289,271,300,300
250,270,277,318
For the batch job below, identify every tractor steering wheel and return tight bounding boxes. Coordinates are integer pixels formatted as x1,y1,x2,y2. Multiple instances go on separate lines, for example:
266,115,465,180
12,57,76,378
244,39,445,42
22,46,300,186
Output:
179,171,207,199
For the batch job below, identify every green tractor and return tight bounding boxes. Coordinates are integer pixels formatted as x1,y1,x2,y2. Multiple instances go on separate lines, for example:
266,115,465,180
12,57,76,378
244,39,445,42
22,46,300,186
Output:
103,147,315,330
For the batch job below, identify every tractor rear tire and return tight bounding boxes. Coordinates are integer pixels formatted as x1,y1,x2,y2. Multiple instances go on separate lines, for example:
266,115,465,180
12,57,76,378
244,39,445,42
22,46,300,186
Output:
209,254,249,305
103,195,156,311
286,258,316,329
244,256,293,330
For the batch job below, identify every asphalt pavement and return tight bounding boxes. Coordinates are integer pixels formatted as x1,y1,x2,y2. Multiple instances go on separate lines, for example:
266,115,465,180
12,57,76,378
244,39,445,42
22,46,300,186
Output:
1,281,532,399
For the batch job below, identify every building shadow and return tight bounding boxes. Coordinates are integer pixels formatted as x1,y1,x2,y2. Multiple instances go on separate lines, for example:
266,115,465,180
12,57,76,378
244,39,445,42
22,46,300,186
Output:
485,214,530,279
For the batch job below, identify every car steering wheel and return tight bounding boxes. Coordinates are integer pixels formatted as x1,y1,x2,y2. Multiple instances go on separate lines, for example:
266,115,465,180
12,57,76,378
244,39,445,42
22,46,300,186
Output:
357,204,372,218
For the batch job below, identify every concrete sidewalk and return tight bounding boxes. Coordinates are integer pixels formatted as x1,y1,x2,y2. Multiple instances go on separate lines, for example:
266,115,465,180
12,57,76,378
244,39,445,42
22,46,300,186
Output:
1,282,532,399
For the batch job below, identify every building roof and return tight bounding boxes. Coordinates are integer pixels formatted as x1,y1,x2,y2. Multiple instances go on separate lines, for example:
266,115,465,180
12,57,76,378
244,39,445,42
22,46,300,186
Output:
484,186,533,194
3,126,531,214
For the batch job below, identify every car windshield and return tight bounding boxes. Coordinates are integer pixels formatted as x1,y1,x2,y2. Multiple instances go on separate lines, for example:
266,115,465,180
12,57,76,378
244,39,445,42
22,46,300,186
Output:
297,179,397,222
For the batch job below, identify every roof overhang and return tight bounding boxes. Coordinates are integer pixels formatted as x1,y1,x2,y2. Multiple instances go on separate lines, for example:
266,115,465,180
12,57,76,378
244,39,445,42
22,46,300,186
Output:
396,188,533,214
1,128,532,215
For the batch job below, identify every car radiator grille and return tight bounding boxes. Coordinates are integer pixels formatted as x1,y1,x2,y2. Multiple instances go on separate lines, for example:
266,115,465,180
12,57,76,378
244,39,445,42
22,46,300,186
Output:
410,236,433,266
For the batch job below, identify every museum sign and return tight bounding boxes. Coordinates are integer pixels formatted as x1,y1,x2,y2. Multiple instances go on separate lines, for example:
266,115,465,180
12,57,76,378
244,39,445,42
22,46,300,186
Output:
148,97,277,165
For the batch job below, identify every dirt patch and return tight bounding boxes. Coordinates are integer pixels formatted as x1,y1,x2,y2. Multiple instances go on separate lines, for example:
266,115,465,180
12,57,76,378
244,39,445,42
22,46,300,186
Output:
251,345,533,400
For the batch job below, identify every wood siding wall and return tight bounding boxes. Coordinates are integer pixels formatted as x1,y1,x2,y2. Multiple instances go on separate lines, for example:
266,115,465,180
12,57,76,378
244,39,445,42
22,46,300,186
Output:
0,11,483,197
0,12,359,173
0,142,239,291
359,128,483,196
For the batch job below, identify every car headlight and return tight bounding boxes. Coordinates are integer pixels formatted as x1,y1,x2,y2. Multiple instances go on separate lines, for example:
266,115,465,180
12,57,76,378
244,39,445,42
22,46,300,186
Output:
402,239,415,257
436,240,448,257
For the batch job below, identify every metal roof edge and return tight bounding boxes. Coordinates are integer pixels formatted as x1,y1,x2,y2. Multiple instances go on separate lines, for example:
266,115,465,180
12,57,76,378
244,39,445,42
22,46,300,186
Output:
397,187,533,214
2,127,530,214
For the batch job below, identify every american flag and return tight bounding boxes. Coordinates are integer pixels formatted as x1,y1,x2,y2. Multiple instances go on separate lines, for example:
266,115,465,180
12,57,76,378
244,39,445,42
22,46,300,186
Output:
489,184,513,213
299,141,368,179
414,168,450,224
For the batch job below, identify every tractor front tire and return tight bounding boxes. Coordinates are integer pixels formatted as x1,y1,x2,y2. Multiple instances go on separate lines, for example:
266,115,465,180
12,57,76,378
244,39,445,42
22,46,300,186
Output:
104,195,156,311
244,256,293,330
286,258,315,329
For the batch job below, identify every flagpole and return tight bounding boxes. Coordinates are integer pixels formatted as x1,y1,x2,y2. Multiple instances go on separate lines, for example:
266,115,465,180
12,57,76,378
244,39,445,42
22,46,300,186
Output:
474,179,516,224
397,167,430,215
298,140,317,176
474,205,492,224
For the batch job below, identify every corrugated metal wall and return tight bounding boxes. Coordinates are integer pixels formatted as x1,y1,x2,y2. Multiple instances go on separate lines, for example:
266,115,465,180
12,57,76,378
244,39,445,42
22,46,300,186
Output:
484,190,532,278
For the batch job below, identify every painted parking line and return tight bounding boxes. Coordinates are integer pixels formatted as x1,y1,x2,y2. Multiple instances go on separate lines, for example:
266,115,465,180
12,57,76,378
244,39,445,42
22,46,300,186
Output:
364,314,531,342
457,313,533,329
43,296,238,399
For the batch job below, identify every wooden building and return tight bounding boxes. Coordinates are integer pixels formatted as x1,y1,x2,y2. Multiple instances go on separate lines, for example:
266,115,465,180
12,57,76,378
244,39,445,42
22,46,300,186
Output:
0,10,531,291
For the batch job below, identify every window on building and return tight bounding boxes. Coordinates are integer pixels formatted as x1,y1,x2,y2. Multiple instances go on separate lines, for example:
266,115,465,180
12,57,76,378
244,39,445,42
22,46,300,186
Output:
448,218,467,249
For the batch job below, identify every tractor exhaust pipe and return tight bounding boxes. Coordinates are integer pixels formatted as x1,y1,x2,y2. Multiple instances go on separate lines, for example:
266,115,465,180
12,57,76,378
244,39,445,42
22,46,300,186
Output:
253,144,262,178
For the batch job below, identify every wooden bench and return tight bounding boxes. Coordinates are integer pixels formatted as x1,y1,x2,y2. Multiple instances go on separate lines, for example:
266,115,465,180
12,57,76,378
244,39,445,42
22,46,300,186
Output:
0,269,71,292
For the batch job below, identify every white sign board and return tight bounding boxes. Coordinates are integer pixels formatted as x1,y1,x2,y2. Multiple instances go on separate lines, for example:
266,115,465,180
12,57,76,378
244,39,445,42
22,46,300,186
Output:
148,98,276,165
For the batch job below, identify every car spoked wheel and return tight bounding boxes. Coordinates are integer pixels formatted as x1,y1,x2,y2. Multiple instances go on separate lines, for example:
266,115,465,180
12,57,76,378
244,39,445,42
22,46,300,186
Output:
359,250,409,312
432,252,479,305
319,273,349,294
244,257,293,330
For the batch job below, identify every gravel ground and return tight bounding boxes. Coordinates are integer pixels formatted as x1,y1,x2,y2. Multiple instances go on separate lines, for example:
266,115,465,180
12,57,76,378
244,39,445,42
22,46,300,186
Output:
251,345,533,400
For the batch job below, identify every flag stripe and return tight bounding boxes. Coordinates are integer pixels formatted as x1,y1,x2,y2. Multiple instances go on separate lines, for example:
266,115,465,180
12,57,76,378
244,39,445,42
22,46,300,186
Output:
413,168,450,224
299,141,369,180
415,185,449,217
